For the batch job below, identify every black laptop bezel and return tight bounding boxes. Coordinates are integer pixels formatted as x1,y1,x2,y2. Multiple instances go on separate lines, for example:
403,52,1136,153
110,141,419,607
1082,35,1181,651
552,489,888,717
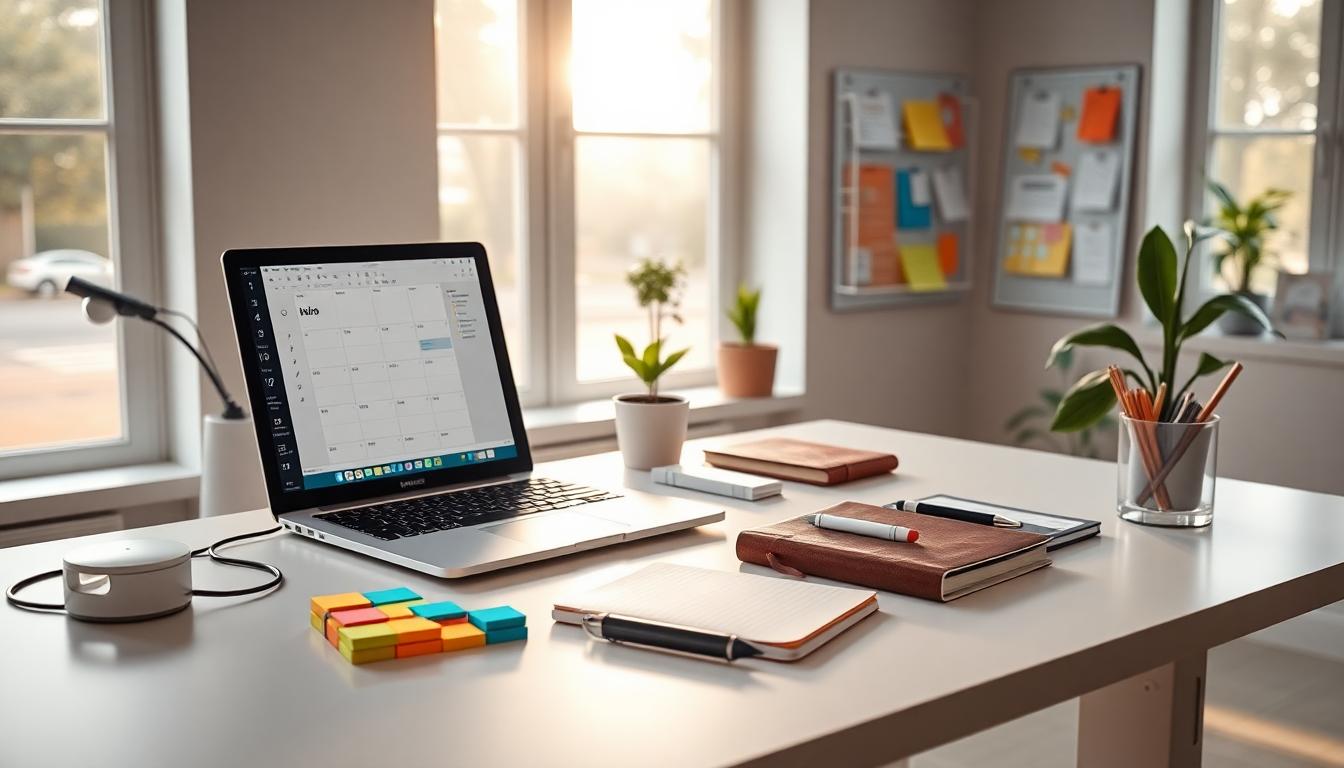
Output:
221,241,533,517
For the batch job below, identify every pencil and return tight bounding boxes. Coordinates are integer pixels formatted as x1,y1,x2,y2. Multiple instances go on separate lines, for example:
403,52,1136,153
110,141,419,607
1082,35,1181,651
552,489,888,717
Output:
1153,382,1167,422
1137,362,1244,505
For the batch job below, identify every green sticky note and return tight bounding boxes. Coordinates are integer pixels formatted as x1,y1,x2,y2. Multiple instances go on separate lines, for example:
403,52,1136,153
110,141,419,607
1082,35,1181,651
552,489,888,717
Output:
899,243,948,291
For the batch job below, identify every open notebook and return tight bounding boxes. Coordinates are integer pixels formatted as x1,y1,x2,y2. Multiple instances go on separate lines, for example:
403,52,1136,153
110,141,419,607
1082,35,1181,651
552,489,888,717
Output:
553,562,878,661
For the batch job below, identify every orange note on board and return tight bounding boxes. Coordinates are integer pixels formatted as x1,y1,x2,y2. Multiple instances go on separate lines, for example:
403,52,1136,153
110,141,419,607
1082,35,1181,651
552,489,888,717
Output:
1078,87,1121,142
842,164,900,285
938,93,965,148
937,232,959,276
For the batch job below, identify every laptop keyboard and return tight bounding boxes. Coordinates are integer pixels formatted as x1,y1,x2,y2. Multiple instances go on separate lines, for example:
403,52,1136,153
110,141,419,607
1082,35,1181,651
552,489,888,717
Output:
314,478,622,541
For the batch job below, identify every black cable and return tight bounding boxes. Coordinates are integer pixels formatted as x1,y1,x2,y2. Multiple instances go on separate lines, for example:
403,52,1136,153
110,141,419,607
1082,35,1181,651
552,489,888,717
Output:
158,308,224,386
148,316,245,419
5,526,284,614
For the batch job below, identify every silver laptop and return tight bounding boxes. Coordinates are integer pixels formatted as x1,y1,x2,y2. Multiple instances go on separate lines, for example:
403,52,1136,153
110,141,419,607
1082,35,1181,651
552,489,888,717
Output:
222,242,723,577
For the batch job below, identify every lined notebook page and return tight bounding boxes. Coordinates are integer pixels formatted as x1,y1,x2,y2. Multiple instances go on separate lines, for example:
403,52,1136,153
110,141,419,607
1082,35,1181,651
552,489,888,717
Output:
554,563,875,647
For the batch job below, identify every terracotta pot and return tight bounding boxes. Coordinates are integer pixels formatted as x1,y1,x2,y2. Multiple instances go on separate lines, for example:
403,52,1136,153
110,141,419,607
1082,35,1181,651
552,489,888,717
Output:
717,343,777,398
612,393,689,469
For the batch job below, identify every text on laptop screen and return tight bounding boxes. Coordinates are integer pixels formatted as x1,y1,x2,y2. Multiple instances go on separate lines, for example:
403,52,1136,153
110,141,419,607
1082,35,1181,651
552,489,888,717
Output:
237,258,517,492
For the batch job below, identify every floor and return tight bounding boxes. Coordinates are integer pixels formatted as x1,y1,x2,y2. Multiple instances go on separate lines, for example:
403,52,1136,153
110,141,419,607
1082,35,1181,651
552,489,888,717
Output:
911,640,1344,767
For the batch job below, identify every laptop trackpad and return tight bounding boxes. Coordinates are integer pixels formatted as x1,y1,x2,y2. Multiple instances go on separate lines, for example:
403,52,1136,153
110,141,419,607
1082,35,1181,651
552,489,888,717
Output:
483,512,629,545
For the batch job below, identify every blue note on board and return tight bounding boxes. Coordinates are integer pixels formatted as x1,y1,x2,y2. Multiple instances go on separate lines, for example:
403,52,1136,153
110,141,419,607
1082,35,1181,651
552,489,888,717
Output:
896,169,932,230
362,586,420,606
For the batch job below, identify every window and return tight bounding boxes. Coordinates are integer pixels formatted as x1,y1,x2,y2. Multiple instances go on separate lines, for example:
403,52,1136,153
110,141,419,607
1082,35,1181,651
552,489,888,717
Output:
1194,0,1340,309
434,0,729,405
0,0,160,480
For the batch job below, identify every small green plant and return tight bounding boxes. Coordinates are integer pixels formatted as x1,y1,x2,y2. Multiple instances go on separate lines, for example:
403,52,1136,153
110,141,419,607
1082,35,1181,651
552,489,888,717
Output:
725,284,761,345
1206,181,1290,294
614,259,688,400
1048,223,1280,432
1005,347,1113,458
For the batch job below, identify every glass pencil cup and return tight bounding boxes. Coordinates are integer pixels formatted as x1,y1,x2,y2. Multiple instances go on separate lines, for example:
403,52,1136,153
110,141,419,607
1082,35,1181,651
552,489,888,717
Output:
1117,414,1218,527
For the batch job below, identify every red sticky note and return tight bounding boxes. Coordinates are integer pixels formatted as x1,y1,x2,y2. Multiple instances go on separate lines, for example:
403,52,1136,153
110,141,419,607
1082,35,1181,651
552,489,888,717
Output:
1051,161,1072,177
329,607,389,627
937,232,959,276
938,92,965,148
1078,87,1121,142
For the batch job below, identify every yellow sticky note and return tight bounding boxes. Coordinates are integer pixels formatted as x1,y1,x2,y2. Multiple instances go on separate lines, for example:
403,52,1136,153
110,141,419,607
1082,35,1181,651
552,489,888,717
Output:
339,622,400,651
441,622,487,652
338,642,396,665
898,244,948,291
1017,146,1042,164
309,611,323,632
1003,223,1072,277
385,617,442,644
375,599,426,620
903,100,952,151
310,592,371,617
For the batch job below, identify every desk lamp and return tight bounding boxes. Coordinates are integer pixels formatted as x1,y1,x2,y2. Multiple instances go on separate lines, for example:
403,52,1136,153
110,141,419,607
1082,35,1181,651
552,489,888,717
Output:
66,277,266,517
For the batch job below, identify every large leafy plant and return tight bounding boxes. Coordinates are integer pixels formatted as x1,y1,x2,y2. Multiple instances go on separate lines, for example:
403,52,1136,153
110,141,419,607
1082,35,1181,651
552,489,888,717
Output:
1206,181,1290,294
725,284,761,345
1049,223,1280,432
614,259,688,401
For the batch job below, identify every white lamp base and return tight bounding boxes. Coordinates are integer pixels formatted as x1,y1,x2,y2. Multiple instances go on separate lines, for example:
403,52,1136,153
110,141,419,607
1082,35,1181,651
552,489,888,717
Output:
200,414,267,517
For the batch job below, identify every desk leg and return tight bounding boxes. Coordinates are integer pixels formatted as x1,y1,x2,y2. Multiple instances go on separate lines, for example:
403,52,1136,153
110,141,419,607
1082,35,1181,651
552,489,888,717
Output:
1077,652,1206,768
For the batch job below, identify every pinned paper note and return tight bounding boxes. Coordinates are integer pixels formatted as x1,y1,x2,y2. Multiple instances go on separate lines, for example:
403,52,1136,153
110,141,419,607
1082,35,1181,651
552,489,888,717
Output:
1073,220,1114,286
1015,91,1061,149
908,170,932,206
1072,151,1121,212
1051,161,1072,177
931,166,969,222
896,169,932,229
1003,222,1072,278
1078,86,1121,143
899,243,948,291
903,100,952,151
852,92,900,150
937,232,959,276
1017,147,1042,164
842,165,897,286
938,92,965,148
1005,174,1068,222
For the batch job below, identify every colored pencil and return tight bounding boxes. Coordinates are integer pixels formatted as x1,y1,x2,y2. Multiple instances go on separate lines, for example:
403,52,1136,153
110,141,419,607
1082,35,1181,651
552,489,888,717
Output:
1137,363,1243,505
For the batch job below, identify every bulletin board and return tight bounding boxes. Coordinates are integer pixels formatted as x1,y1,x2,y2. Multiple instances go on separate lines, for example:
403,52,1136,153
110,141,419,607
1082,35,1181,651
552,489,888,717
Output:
830,68,976,312
991,64,1140,317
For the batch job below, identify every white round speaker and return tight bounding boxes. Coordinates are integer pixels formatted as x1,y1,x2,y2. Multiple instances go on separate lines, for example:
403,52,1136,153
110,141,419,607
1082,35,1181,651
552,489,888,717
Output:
62,539,192,622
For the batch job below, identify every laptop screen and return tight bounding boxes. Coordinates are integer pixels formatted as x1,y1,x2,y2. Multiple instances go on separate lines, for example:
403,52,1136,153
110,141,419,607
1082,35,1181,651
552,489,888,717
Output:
235,256,519,494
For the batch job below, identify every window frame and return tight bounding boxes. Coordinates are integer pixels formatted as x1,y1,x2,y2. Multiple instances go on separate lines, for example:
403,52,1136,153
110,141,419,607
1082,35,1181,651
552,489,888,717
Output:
1188,0,1344,335
0,0,164,481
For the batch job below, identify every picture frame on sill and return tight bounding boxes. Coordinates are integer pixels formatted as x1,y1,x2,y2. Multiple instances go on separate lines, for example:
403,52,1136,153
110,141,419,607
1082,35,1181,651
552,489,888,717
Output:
1271,271,1332,341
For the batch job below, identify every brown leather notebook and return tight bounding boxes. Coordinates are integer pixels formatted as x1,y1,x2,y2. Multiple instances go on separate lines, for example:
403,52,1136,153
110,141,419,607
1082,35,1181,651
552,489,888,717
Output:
736,501,1051,601
703,438,898,485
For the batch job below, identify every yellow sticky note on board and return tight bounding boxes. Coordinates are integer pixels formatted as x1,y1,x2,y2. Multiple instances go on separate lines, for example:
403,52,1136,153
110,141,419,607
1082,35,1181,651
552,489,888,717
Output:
1004,223,1072,277
898,244,948,291
903,100,952,151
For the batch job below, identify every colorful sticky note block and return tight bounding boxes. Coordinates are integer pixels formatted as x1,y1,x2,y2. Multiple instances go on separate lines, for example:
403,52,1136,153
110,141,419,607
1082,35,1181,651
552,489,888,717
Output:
311,592,371,617
309,611,322,631
486,626,528,645
339,622,401,651
362,587,420,606
897,244,948,292
411,601,466,622
395,639,443,659
1003,223,1072,277
937,92,965,148
902,100,952,151
937,233,959,277
1078,86,1121,142
384,617,442,644
375,599,426,620
329,607,389,627
339,642,396,665
896,170,931,230
325,618,340,647
441,623,487,652
468,606,526,632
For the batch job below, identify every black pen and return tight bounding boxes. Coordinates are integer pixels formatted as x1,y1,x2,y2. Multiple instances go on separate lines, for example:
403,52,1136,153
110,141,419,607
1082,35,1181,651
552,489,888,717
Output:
893,499,1022,528
581,613,764,662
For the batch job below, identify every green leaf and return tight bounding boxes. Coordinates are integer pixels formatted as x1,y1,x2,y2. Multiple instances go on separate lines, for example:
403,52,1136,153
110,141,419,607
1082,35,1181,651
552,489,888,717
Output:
614,334,635,359
658,348,689,378
1040,389,1062,408
1175,353,1234,407
1046,323,1152,382
1207,180,1238,213
642,339,660,368
1049,346,1074,372
1137,226,1180,326
621,354,650,382
1005,406,1046,430
1181,293,1280,340
1050,369,1118,433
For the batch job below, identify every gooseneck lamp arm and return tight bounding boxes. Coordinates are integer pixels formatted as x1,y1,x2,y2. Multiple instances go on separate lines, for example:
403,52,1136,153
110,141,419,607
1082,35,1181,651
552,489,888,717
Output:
65,277,245,419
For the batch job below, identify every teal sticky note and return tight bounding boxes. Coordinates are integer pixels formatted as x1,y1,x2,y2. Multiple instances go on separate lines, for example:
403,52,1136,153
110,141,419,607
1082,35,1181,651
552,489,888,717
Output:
468,606,526,632
362,587,420,606
486,625,528,645
411,601,466,621
896,169,932,230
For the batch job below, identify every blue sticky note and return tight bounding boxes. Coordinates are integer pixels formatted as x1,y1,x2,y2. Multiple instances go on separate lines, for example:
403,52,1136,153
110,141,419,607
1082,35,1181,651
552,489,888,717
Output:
468,606,526,632
411,601,466,621
896,169,931,230
486,625,528,645
362,587,420,606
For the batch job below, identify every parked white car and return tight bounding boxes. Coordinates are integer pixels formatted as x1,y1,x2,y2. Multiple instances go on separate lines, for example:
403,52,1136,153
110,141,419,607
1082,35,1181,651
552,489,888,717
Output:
5,250,114,298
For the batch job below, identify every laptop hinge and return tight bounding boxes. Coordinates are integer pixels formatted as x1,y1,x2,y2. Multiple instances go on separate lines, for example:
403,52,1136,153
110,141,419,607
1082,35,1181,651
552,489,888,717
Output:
300,471,533,514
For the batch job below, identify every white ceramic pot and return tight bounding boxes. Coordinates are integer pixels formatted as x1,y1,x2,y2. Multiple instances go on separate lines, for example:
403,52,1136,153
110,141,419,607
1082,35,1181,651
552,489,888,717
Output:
612,394,690,470
200,413,268,517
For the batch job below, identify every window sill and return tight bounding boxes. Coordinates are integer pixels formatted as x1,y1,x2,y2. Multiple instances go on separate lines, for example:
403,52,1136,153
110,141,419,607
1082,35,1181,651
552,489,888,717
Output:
0,462,200,525
1136,328,1344,369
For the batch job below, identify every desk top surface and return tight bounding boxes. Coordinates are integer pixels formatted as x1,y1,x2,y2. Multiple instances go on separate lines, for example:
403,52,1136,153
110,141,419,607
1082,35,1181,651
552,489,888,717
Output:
3,420,1343,768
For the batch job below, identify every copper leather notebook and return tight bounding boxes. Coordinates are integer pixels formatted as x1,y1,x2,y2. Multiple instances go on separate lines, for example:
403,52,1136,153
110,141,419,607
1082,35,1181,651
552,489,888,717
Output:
703,438,898,485
736,501,1051,601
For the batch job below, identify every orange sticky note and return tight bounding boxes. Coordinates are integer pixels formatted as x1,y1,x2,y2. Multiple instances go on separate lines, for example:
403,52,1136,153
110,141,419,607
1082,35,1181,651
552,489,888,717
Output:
310,592,371,617
325,618,340,647
385,617,441,644
937,233,959,276
1078,87,1121,142
441,623,487,652
1051,161,1072,176
938,92,965,148
395,639,443,659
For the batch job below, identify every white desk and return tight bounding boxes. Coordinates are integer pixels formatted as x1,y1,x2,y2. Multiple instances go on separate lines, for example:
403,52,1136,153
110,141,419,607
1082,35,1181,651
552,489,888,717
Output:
3,420,1343,768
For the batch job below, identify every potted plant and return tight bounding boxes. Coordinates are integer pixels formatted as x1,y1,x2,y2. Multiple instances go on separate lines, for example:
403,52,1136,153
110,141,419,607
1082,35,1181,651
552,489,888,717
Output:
612,259,691,470
717,284,777,398
1206,181,1291,336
